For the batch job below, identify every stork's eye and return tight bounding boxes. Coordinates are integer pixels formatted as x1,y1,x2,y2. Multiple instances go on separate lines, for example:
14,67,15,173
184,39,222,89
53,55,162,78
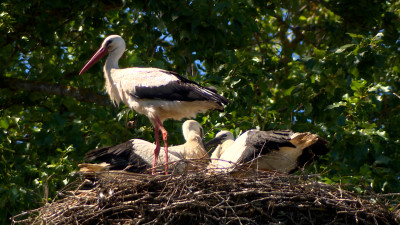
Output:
105,40,113,46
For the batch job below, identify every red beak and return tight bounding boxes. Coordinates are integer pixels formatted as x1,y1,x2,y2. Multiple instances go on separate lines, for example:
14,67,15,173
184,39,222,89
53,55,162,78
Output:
79,47,107,75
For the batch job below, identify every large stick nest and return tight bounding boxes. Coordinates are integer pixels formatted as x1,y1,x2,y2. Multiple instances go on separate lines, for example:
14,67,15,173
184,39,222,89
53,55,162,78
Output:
12,169,399,225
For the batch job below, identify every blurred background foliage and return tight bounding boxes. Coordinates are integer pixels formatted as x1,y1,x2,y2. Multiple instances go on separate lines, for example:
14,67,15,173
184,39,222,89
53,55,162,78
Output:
1,0,400,223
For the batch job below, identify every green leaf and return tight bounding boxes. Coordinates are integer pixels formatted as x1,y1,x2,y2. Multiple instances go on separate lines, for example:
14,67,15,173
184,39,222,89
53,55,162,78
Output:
214,2,231,12
283,86,296,96
299,15,307,22
313,47,326,58
347,33,365,38
368,84,391,93
336,115,346,126
335,44,356,53
326,101,347,110
304,103,313,116
0,118,10,129
350,79,366,91
374,155,391,166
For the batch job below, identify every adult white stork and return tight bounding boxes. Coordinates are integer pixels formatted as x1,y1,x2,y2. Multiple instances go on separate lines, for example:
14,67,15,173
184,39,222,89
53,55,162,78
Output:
80,120,209,174
206,130,329,175
79,35,229,174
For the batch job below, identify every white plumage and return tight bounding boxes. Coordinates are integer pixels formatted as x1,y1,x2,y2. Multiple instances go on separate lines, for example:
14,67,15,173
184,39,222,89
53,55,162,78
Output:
80,120,209,174
79,35,228,174
207,130,235,169
206,130,329,175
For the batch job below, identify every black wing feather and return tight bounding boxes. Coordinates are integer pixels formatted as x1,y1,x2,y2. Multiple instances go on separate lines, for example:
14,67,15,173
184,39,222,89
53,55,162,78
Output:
85,141,150,172
290,137,329,174
131,71,229,105
241,130,296,164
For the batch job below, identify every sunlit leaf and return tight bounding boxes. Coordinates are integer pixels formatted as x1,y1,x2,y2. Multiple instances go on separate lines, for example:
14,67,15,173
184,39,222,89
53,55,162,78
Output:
335,44,356,53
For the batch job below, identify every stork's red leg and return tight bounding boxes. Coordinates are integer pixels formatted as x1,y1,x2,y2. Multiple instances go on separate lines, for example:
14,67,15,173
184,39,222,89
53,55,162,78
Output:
160,126,168,175
152,125,160,175
155,117,168,175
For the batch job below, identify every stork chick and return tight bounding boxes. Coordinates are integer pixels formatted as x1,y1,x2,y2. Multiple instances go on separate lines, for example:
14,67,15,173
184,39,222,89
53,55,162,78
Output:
206,130,329,175
81,120,209,174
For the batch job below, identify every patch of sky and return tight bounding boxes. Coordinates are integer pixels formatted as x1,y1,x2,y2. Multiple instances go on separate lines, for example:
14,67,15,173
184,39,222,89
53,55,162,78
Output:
18,52,31,75
292,109,312,123
60,46,73,60
155,46,164,53
160,33,174,45
194,59,206,76
191,51,206,76
287,28,294,42
292,52,300,60
275,44,282,55
281,8,288,21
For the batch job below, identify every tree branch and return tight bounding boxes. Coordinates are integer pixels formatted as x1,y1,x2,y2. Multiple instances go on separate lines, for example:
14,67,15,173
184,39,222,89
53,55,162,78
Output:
0,77,112,107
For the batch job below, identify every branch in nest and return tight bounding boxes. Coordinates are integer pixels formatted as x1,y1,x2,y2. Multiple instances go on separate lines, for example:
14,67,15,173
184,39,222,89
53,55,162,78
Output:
11,172,398,225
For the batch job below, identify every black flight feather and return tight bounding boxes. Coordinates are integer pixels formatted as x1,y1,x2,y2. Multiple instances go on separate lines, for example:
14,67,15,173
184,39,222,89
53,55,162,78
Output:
289,137,329,174
131,71,229,106
240,130,296,164
85,142,150,172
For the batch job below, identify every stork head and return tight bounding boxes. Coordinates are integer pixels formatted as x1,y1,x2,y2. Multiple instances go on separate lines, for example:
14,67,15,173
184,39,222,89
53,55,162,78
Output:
205,130,234,149
79,35,126,75
216,130,235,140
182,120,203,142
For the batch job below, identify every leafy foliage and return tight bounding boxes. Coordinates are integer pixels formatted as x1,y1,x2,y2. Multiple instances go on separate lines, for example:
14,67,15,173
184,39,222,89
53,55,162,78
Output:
1,0,400,223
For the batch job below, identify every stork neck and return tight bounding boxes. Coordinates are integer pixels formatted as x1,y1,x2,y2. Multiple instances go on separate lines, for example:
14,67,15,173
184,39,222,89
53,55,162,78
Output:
182,134,208,159
103,50,124,105
105,51,122,72
185,133,202,143
103,57,117,91
103,50,123,86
